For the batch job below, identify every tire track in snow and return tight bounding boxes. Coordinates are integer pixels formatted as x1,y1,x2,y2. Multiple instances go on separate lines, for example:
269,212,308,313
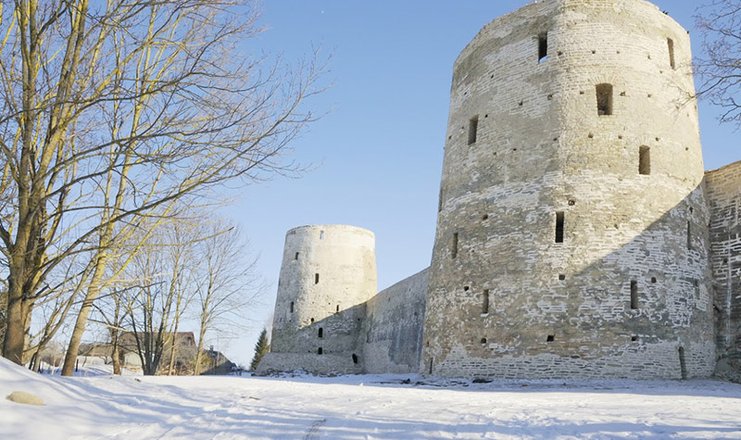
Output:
303,418,326,440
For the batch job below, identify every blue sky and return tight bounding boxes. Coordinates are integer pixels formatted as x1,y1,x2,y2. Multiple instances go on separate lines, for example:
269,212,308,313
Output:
223,1,739,365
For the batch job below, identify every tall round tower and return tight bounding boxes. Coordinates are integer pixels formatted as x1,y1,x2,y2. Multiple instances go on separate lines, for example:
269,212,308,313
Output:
422,0,714,379
261,225,377,374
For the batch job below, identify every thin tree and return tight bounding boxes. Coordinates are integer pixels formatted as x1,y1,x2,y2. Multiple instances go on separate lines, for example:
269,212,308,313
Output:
0,0,321,367
192,220,261,375
695,0,741,126
250,328,270,371
123,236,176,376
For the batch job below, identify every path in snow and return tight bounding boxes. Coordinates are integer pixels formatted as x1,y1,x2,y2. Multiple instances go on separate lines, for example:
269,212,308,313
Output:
2,358,741,439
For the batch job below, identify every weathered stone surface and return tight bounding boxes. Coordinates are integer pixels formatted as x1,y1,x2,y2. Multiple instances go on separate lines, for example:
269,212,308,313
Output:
422,0,715,379
705,161,741,383
259,225,377,375
261,0,739,382
6,391,44,406
362,268,428,373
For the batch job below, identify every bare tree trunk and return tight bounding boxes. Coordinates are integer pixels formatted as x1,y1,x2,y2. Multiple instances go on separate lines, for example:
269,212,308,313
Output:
167,315,181,375
193,322,208,376
3,278,26,365
61,254,107,376
111,344,121,375
110,301,123,375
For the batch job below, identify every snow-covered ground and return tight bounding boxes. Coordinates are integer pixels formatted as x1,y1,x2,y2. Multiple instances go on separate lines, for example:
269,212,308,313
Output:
1,357,740,439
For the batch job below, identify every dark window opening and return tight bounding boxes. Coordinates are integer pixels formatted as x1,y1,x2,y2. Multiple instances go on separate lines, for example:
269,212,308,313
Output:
295,252,299,260
631,336,639,342
290,302,294,313
318,328,323,338
555,211,565,243
468,116,479,145
317,347,323,355
558,274,566,281
352,354,358,364
315,273,319,284
452,232,459,259
596,83,613,115
428,358,433,374
336,304,340,313
310,317,314,323
639,146,651,175
630,280,639,310
667,38,676,70
482,289,490,314
538,32,548,63
463,285,470,292
678,346,687,379
693,279,699,295
651,277,657,283
546,335,555,342
480,338,488,345
687,221,692,250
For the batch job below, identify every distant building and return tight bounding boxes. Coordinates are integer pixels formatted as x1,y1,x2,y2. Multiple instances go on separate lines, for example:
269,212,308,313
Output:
79,331,199,374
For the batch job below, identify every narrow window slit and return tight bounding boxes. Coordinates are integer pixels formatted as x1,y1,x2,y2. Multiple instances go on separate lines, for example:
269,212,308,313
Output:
452,232,459,259
318,328,323,338
538,32,548,63
317,347,323,355
352,354,358,364
555,211,565,243
667,38,676,70
639,146,651,175
630,280,639,310
596,83,613,115
468,116,479,145
290,302,294,313
315,273,320,284
482,289,490,314
687,221,692,250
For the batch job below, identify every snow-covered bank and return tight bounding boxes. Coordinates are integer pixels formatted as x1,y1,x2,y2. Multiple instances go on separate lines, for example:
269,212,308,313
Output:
2,357,740,439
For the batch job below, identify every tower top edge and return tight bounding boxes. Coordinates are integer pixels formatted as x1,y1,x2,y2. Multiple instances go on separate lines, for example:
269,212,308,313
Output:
286,224,375,238
454,0,688,66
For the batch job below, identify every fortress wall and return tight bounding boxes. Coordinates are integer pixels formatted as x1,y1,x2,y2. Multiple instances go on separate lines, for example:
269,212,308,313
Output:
422,0,714,379
706,161,741,382
362,268,429,374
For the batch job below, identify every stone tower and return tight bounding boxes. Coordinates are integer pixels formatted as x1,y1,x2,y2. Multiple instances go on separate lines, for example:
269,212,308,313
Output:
421,0,715,379
261,225,378,373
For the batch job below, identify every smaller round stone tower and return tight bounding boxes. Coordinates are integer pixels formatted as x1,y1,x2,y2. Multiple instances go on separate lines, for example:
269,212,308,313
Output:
259,225,377,374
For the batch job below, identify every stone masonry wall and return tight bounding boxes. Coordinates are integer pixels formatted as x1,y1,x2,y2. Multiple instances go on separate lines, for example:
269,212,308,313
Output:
706,161,741,382
422,0,715,379
362,268,429,373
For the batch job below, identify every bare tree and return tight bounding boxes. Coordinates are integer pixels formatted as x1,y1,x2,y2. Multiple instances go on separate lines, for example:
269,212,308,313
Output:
193,220,261,375
0,0,321,367
123,234,178,376
695,0,741,126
